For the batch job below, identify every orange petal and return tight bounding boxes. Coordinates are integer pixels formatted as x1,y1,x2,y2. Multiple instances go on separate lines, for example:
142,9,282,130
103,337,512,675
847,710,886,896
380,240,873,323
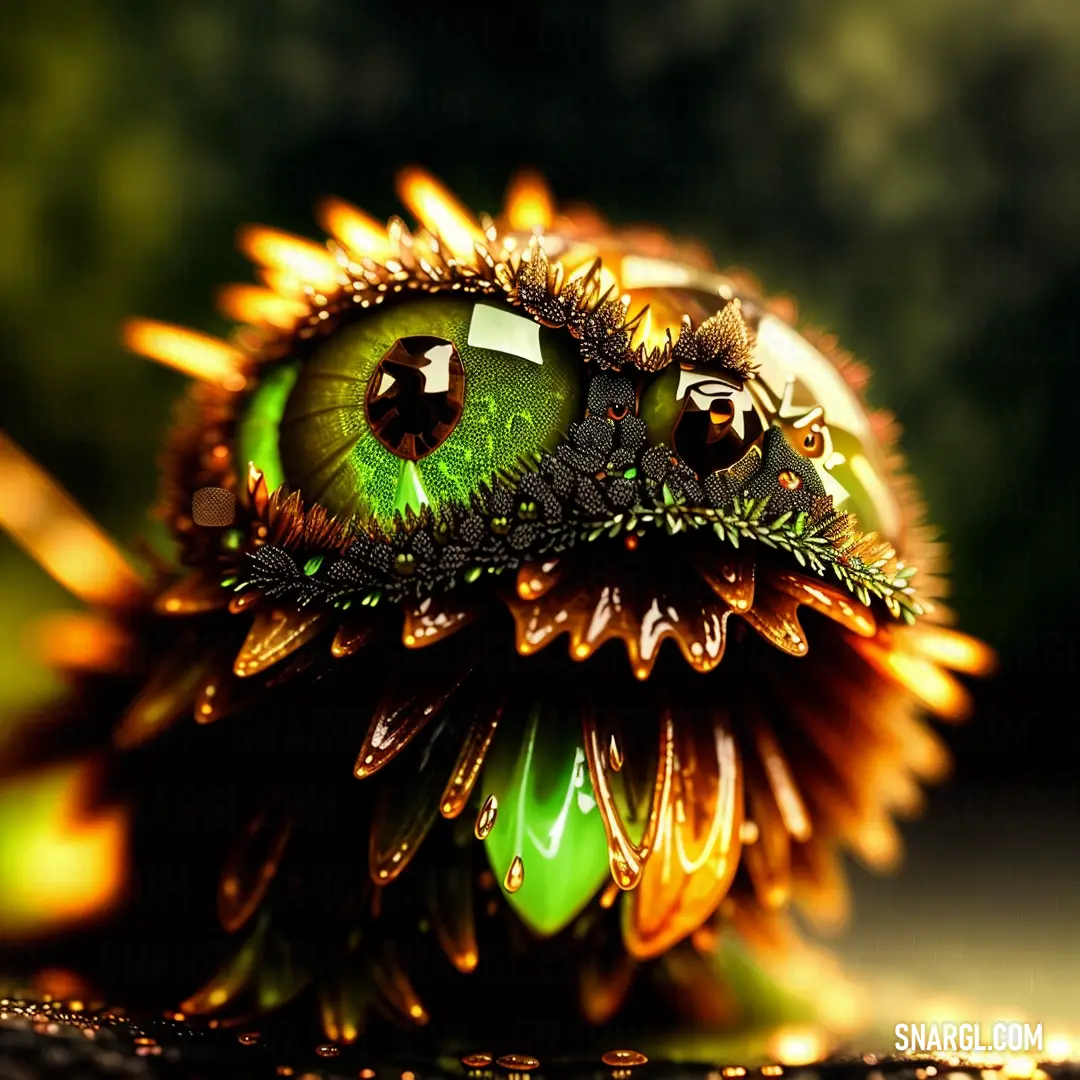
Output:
402,594,477,648
114,642,211,749
31,612,134,674
218,801,293,933
751,715,812,842
216,284,308,331
122,319,248,391
624,711,743,959
155,570,230,615
236,225,340,293
742,758,793,910
315,196,391,261
583,710,674,890
395,168,482,263
429,847,479,974
0,432,147,610
233,607,329,678
354,673,468,779
740,584,808,657
440,701,503,818
330,615,379,659
370,947,429,1027
505,170,554,232
696,553,755,613
369,719,459,884
849,635,971,721
770,570,876,637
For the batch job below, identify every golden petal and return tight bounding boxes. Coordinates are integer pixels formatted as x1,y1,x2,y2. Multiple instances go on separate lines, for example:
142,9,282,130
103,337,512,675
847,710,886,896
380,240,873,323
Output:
769,570,876,637
194,662,262,725
180,915,268,1014
402,594,477,648
849,635,971,721
583,710,674,890
114,642,211,750
505,170,554,233
318,973,370,1044
315,196,391,261
742,758,793,911
155,571,229,615
395,168,482,264
696,553,755,613
369,718,459,884
233,607,329,678
440,701,503,818
218,801,293,933
229,589,262,614
900,623,996,676
32,612,134,674
790,835,850,934
751,715,812,842
0,431,148,611
740,585,809,657
624,710,744,960
579,950,637,1026
354,673,468,779
514,559,563,601
370,946,429,1026
330,615,379,659
122,318,248,391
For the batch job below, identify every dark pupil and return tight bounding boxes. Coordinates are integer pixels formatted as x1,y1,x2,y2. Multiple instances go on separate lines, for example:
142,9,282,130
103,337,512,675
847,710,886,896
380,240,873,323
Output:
365,335,466,461
673,391,761,477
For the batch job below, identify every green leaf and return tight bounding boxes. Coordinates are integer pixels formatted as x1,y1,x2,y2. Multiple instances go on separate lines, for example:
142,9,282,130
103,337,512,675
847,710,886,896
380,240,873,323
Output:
481,702,625,937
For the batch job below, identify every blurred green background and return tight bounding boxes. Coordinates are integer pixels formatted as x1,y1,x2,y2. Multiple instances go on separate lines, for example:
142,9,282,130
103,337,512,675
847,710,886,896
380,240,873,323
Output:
1,0,1078,1036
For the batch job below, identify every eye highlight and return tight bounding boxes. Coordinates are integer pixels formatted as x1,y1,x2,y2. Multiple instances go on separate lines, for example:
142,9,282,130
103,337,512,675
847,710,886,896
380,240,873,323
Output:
238,297,582,526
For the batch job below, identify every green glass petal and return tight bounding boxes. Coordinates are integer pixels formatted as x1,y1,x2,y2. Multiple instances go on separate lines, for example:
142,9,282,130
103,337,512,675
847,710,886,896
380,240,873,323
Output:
235,360,300,493
481,703,641,937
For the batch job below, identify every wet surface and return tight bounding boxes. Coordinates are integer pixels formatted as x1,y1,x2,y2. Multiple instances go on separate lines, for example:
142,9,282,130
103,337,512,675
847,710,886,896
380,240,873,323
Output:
1,1003,1078,1080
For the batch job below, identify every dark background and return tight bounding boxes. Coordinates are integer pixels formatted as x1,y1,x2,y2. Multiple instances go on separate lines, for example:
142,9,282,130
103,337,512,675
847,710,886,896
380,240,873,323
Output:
1,0,1078,1034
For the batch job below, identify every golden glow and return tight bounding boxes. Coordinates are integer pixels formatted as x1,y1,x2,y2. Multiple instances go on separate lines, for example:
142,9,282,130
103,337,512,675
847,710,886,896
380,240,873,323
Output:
0,760,128,939
506,170,554,232
122,318,248,391
31,612,132,673
316,196,391,260
396,168,482,262
854,638,971,721
1002,1057,1037,1079
1044,1036,1072,1064
216,284,309,330
0,433,147,610
767,1026,826,1066
237,224,341,293
908,624,997,675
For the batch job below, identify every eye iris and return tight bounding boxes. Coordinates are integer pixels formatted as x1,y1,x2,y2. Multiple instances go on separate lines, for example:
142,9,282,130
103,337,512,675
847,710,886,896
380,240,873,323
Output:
264,298,581,525
365,335,466,461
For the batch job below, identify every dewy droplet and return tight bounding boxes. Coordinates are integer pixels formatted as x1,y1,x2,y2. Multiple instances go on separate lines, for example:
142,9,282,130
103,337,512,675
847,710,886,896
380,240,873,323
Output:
475,794,498,839
504,853,525,893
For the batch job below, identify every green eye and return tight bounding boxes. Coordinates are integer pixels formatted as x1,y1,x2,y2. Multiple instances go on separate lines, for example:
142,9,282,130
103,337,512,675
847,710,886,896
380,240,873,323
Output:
236,298,582,525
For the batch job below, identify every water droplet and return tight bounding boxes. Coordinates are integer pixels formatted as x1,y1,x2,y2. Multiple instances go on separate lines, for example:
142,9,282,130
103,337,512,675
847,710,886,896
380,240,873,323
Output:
496,1055,540,1071
739,819,759,844
463,1053,494,1068
315,1043,341,1059
238,1032,260,1046
475,794,498,839
603,1050,648,1067
608,734,624,772
504,854,525,893
276,1068,295,1077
